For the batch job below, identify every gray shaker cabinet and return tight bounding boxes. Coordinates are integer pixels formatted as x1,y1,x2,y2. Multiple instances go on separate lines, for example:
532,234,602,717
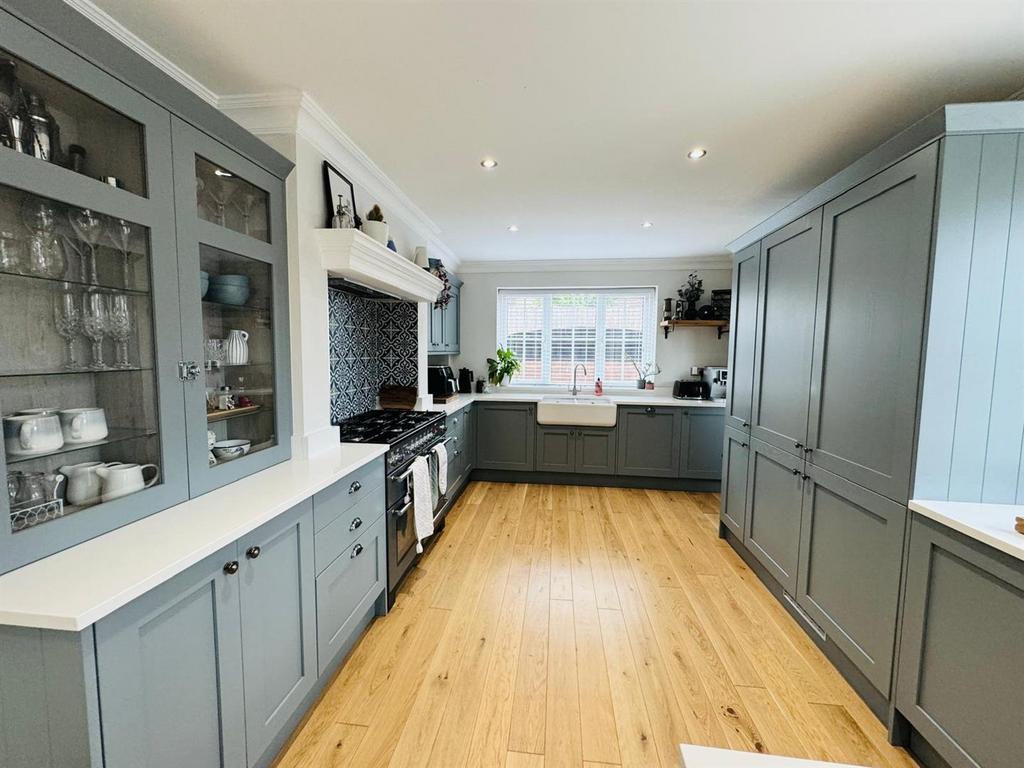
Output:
896,516,1024,768
795,464,906,695
617,405,682,478
725,243,760,433
806,146,938,503
428,277,460,354
536,426,575,473
743,438,804,594
237,499,316,765
536,426,617,475
95,543,247,768
719,427,750,538
750,211,821,456
680,408,725,479
475,402,536,471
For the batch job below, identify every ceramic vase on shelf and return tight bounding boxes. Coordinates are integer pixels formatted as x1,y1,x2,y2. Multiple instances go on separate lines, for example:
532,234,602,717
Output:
362,219,389,246
225,329,249,365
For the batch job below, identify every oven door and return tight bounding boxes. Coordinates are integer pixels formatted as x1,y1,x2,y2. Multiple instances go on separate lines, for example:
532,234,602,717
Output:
386,449,449,598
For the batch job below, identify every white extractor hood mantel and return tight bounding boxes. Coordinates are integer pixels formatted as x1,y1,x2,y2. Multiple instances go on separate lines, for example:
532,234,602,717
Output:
314,229,443,303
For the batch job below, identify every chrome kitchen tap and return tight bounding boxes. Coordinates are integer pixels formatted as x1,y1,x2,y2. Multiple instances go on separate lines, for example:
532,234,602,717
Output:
571,363,587,396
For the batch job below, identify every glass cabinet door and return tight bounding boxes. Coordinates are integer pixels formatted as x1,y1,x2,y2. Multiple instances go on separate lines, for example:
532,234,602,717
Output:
171,119,290,496
0,11,187,574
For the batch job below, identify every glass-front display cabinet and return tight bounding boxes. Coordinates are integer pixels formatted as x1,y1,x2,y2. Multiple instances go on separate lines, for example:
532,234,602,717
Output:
0,11,291,575
171,119,290,497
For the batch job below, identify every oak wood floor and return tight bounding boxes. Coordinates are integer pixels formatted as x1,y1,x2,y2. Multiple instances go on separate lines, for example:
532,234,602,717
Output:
273,482,918,768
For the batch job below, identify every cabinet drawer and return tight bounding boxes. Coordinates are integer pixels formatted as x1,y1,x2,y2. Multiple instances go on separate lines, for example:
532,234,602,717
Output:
314,486,385,573
313,456,385,532
315,516,385,675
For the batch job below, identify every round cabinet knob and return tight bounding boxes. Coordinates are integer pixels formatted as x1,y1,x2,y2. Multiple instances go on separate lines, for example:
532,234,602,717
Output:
742,421,750,428
349,480,362,495
741,442,749,448
804,447,813,454
794,442,804,450
223,560,239,575
349,517,363,532
351,543,364,559
245,546,261,560
644,407,656,415
792,468,800,476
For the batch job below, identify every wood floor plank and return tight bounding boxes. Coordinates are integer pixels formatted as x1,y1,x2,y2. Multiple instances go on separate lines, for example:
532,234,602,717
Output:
276,481,919,768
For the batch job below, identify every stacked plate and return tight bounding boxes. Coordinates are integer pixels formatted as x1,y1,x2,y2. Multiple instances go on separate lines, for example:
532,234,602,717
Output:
207,273,250,306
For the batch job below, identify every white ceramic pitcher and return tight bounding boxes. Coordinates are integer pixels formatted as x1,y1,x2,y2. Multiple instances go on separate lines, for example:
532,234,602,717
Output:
95,463,159,502
60,461,121,506
225,329,249,365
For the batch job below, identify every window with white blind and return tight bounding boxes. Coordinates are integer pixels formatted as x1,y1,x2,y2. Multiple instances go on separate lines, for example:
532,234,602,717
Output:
496,287,657,387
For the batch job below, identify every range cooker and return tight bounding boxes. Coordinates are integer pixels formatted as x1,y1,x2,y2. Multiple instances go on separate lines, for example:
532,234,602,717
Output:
335,408,451,607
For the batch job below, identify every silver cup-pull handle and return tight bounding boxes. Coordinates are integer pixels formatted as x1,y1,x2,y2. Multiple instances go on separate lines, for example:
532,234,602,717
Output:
351,543,364,558
349,480,362,494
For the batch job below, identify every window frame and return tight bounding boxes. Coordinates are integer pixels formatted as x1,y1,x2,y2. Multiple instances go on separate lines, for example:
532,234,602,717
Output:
496,286,658,387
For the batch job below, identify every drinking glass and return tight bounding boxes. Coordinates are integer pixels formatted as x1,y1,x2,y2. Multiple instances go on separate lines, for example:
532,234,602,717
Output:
68,208,104,285
81,291,108,369
0,230,22,273
21,198,65,278
205,173,235,227
107,292,132,368
108,218,138,288
53,287,82,369
233,193,259,237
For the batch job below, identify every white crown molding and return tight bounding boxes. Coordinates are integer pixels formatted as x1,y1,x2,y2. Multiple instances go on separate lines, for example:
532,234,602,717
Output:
456,255,732,275
219,91,459,269
62,0,219,105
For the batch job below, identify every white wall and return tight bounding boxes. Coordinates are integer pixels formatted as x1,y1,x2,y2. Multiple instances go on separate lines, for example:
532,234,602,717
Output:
452,263,732,387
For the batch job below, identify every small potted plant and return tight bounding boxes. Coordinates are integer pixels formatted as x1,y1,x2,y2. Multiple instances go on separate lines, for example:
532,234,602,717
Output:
362,204,389,245
487,346,522,386
679,272,704,320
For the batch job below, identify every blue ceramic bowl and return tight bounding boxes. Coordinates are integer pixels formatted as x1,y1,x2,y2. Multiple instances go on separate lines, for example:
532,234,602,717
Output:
200,271,210,299
212,273,250,286
207,282,250,306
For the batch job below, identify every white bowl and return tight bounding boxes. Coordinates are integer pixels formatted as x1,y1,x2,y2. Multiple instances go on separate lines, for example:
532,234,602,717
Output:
212,439,251,461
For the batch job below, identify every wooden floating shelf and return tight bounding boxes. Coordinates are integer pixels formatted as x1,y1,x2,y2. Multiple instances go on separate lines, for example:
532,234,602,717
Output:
207,404,262,423
659,319,730,339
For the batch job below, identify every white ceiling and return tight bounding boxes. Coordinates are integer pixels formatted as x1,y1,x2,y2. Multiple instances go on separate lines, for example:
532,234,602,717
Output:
91,0,1024,262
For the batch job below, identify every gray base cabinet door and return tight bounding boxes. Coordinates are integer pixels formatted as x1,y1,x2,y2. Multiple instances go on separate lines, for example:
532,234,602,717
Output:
743,438,804,593
577,428,617,474
726,243,760,433
896,516,1024,768
537,426,575,472
95,544,246,768
681,410,725,479
750,211,821,455
616,406,682,478
238,500,316,765
475,403,536,471
795,466,905,695
720,427,750,538
806,145,938,503
463,405,476,468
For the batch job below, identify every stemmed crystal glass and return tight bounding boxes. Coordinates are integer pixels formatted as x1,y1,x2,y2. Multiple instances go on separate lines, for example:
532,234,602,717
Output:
107,293,132,369
68,208,104,285
53,287,81,370
21,198,65,278
81,291,108,370
205,173,235,227
108,218,138,288
233,193,259,237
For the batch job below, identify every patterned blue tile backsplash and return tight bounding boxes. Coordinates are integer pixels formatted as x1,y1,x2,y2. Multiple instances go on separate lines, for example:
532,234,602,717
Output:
329,287,419,421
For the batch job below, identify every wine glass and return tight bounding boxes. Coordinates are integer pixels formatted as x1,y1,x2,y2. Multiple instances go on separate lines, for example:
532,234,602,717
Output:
233,193,260,237
205,174,235,227
81,291,108,369
69,208,104,285
107,292,132,369
53,287,82,369
108,218,138,288
21,198,65,278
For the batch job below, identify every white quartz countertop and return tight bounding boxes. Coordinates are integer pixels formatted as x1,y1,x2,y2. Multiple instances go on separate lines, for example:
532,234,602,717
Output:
429,390,727,416
909,499,1024,564
0,442,388,632
680,745,865,768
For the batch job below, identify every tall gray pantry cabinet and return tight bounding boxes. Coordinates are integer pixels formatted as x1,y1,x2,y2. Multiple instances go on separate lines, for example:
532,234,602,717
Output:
721,102,1024,768
0,0,293,576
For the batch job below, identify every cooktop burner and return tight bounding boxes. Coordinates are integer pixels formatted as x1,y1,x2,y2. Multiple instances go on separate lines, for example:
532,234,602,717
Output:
335,409,443,445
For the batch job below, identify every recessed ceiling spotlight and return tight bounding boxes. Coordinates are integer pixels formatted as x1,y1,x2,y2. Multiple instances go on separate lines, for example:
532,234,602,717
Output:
480,157,498,169
687,148,707,160
507,224,519,232
642,221,654,229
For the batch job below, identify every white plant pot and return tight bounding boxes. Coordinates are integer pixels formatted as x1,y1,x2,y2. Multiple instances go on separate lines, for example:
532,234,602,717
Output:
362,220,390,246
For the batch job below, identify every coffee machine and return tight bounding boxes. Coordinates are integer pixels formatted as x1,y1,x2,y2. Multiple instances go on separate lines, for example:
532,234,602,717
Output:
427,365,458,401
700,366,728,400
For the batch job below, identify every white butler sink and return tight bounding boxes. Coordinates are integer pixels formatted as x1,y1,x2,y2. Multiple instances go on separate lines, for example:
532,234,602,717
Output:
536,396,618,427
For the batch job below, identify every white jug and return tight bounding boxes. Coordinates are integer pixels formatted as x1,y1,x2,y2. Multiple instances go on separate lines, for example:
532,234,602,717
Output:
225,329,249,365
60,461,122,506
95,463,159,502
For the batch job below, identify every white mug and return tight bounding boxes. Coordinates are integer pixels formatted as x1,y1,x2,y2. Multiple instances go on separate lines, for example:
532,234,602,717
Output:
59,408,109,445
3,414,64,456
95,463,159,502
60,461,122,506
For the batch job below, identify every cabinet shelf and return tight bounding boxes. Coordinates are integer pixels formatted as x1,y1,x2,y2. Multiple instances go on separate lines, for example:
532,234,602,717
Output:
207,404,264,423
0,365,151,379
659,319,729,339
0,268,151,297
4,427,157,465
